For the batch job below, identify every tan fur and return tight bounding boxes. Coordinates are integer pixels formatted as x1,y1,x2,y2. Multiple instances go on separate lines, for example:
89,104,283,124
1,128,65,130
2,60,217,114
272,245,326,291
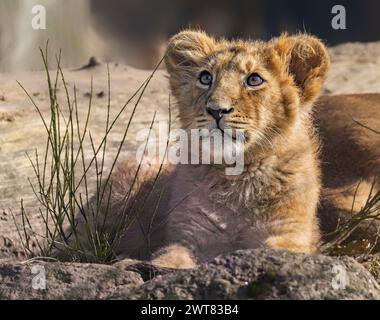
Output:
71,30,330,269
74,31,380,269
151,244,196,269
160,30,330,264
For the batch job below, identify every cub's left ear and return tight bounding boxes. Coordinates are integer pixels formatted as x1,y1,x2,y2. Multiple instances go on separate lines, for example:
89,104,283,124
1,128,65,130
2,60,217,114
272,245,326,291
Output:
274,34,330,105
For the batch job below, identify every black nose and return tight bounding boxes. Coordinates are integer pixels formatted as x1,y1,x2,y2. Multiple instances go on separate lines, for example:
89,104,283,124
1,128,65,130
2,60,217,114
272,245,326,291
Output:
206,107,234,121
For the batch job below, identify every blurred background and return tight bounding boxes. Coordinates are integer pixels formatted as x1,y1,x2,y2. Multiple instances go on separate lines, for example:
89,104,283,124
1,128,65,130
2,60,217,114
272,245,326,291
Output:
0,0,379,72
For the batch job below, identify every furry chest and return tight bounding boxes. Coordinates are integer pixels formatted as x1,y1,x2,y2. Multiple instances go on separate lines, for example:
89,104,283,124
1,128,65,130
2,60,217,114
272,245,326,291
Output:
164,165,274,260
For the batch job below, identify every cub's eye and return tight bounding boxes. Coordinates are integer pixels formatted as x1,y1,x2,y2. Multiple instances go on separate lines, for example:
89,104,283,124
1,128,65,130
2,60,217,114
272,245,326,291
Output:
199,70,213,86
246,73,265,87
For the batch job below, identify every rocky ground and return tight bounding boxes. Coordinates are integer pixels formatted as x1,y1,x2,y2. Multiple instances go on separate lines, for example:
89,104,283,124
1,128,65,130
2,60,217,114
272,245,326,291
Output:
1,41,380,299
1,249,380,299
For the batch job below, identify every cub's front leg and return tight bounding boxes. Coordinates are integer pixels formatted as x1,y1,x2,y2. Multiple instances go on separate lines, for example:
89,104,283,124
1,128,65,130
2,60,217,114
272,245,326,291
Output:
264,197,320,254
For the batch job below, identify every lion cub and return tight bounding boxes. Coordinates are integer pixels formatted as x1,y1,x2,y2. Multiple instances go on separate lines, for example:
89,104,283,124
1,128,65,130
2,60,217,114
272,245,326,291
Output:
146,30,330,268
77,31,330,269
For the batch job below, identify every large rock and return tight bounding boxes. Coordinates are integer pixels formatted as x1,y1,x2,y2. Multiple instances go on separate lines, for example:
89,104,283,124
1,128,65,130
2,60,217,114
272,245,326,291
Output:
0,249,379,299
0,259,143,299
130,249,380,300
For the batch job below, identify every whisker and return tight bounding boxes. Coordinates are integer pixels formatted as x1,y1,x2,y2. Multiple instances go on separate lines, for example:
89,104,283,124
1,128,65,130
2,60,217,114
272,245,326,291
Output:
227,125,246,130
228,119,250,125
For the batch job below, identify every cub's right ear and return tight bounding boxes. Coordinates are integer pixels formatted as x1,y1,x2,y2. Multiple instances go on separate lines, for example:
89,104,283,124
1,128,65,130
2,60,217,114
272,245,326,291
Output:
165,30,215,78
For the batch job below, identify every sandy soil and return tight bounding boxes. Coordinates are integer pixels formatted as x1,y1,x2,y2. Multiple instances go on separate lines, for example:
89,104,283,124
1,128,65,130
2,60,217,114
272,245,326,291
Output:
1,41,380,259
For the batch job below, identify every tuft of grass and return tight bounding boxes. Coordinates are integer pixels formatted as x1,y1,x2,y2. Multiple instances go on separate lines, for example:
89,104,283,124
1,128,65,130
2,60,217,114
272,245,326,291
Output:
11,45,167,263
321,179,380,256
368,257,380,281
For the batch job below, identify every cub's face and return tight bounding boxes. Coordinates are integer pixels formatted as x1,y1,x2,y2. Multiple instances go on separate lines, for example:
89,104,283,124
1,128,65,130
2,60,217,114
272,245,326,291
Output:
165,30,330,152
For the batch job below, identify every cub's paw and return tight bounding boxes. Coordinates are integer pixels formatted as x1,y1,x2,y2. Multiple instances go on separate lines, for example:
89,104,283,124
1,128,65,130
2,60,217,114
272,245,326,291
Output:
265,236,313,254
151,244,197,269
